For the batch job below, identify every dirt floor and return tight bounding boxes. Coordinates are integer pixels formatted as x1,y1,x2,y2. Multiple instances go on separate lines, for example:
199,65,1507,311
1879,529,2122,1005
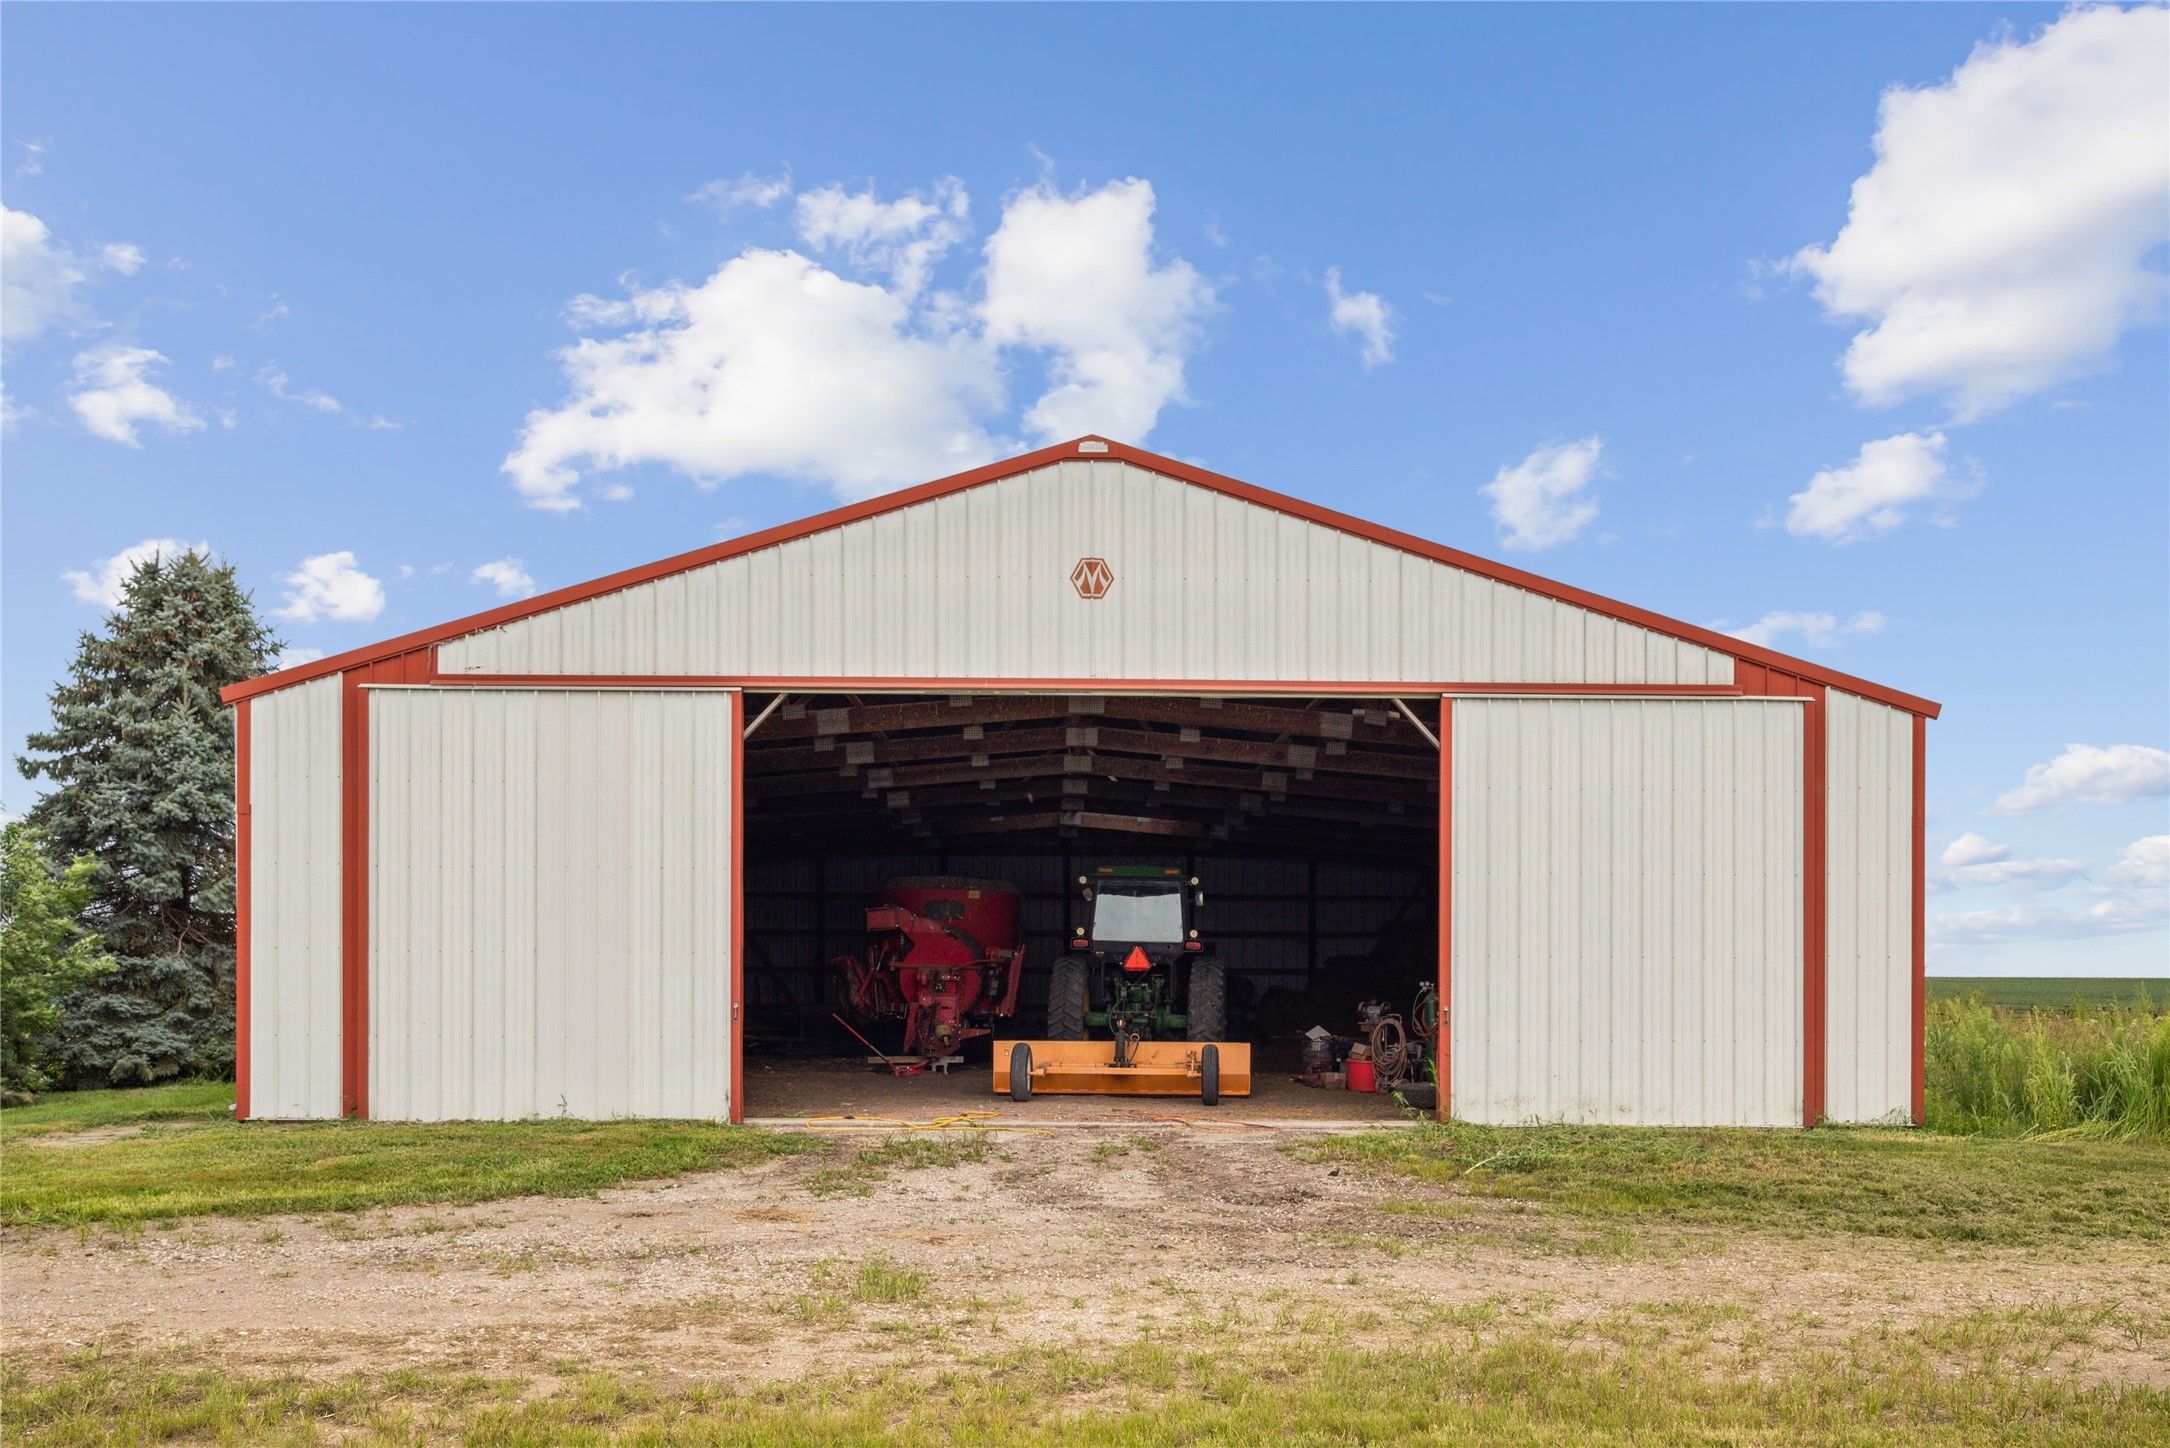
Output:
741,1049,1413,1124
7,1124,2166,1396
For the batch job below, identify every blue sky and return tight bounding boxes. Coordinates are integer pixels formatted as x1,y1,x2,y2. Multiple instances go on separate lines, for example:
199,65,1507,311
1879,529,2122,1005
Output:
4,3,2164,975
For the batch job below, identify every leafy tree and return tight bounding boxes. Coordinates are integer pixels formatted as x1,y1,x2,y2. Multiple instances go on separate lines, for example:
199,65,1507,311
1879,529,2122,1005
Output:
16,550,280,1086
0,823,115,1098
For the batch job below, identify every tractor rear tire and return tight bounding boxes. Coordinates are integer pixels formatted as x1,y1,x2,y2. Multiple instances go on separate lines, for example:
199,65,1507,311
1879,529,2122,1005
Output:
1010,1043,1033,1103
1200,1043,1220,1106
1186,960,1226,1043
1048,956,1090,1041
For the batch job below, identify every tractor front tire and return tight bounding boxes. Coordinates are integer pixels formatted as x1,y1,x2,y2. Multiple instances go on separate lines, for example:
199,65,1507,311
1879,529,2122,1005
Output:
1048,956,1091,1041
1186,960,1226,1043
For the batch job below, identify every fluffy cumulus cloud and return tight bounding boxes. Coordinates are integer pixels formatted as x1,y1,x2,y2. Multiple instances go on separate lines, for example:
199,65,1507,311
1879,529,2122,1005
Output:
1788,5,2170,417
275,551,386,624
794,177,968,298
1785,431,1977,542
471,557,538,599
2106,835,2170,890
2,206,89,345
505,173,1212,509
1724,609,1885,649
99,242,146,276
67,345,203,446
1932,832,2087,891
980,178,1214,443
274,645,327,670
1324,266,1395,369
1989,743,2170,815
62,537,211,609
1481,437,1603,551
504,248,1005,509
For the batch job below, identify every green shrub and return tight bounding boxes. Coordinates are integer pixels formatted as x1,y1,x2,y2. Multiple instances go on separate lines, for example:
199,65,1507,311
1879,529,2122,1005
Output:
1925,992,2169,1140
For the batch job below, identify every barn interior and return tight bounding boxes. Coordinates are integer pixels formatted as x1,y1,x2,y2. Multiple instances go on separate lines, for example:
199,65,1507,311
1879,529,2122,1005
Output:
737,691,1441,1117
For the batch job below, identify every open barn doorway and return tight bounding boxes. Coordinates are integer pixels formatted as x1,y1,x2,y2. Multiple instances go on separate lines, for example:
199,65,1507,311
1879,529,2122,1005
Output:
736,692,1441,1122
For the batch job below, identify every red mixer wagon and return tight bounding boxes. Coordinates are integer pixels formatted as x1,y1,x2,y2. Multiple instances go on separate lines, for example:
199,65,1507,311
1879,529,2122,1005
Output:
829,877,1026,1067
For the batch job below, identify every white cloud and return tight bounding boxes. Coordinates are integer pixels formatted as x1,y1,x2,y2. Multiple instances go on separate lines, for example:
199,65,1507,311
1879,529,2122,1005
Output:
1787,6,2170,418
1785,431,1977,542
1481,437,1603,551
274,645,326,670
1990,743,2170,816
3,206,89,345
506,172,1210,508
794,177,968,298
260,367,342,413
687,169,793,219
2106,835,2170,890
1323,266,1395,369
68,345,204,446
471,557,537,599
99,242,146,276
63,537,211,609
275,551,385,623
1723,609,1885,649
504,248,1005,509
980,177,1214,443
1931,895,2168,944
1931,832,2087,891
15,138,47,177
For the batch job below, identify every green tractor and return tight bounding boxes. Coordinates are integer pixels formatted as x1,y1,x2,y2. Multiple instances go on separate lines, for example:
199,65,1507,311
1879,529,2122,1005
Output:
1047,865,1226,1046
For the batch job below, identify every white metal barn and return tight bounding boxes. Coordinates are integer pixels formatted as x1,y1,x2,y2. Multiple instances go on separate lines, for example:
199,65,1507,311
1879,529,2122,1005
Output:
226,437,1935,1129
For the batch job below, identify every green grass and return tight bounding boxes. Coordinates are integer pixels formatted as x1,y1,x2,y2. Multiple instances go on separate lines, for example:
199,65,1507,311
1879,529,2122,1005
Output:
1,1083,820,1228
1927,995,2169,1138
803,1132,992,1198
1930,977,2168,1011
1306,1120,2169,1245
7,1318,2165,1446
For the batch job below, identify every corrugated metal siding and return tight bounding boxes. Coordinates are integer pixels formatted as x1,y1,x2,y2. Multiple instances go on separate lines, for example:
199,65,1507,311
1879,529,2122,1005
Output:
369,688,735,1121
439,461,1732,685
1452,698,1805,1127
248,674,344,1119
1824,690,1913,1124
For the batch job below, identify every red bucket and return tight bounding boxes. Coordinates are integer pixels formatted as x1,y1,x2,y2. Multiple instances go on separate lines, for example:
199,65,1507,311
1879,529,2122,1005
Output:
1345,1058,1377,1093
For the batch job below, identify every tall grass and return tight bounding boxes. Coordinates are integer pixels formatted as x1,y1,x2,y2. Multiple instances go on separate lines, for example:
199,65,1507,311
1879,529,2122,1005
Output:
1925,991,2169,1140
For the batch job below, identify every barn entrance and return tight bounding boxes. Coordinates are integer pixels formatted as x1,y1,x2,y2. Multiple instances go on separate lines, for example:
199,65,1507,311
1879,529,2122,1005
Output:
736,691,1442,1121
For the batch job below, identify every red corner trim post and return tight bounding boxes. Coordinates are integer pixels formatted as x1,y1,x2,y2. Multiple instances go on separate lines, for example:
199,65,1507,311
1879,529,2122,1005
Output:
234,698,252,1121
1437,698,1454,1124
221,437,1941,722
730,689,746,1126
1911,713,1928,1126
1803,685,1828,1128
341,674,369,1119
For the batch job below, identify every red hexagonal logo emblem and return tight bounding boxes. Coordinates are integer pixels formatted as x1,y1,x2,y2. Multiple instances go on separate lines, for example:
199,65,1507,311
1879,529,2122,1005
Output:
1070,557,1114,599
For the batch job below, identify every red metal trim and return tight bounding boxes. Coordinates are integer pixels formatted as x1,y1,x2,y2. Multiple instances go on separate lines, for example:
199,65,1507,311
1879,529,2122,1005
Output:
429,673,1751,698
730,689,746,1126
1437,697,1454,1123
221,436,1940,719
1803,683,1828,1128
1911,712,1927,1127
234,698,252,1122
340,672,368,1119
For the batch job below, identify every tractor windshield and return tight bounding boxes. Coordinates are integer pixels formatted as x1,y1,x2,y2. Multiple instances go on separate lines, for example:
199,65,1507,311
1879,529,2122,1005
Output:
1091,885,1186,943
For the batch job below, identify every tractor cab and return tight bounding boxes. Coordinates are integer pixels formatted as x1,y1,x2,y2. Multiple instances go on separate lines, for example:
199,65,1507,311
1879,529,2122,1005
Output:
1072,865,1204,973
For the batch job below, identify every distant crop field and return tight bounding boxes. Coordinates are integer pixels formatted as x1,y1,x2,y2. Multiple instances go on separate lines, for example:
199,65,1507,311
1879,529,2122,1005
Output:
1929,977,2167,1011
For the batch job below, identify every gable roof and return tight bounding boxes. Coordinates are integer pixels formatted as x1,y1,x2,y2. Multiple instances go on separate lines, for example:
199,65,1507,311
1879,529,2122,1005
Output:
223,436,1940,716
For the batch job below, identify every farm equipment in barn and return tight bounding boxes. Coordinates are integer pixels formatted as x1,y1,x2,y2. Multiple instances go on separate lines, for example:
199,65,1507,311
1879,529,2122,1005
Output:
995,865,1251,1104
830,878,1026,1070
